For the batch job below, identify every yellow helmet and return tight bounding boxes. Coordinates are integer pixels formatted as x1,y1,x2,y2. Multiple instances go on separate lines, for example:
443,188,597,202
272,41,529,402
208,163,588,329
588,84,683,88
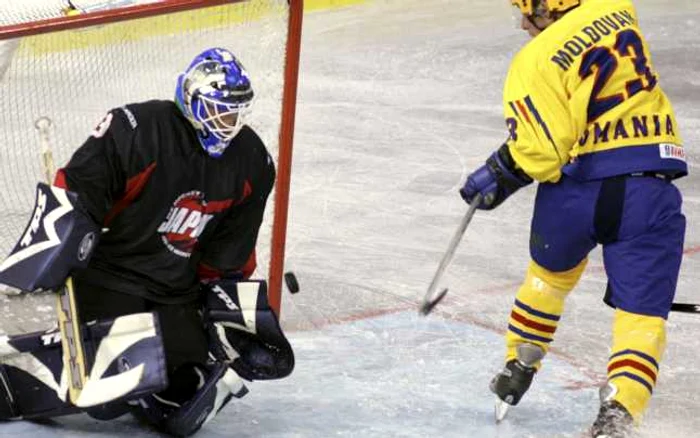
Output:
511,0,580,16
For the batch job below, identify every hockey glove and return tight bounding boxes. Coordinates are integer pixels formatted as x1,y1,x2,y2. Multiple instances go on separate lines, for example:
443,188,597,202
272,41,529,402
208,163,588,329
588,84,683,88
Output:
460,143,533,210
203,279,294,381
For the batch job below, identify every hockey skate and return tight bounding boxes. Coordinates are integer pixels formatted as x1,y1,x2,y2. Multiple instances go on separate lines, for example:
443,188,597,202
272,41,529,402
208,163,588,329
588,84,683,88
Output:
490,343,544,422
589,383,634,438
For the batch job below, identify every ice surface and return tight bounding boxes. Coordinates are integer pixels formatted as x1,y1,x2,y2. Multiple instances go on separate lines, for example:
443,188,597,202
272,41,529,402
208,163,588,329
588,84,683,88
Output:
0,312,601,437
1,0,700,436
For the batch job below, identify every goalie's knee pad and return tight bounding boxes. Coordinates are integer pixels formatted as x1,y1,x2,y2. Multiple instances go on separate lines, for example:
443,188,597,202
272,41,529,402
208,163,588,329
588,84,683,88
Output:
0,312,167,420
203,279,294,381
132,361,248,437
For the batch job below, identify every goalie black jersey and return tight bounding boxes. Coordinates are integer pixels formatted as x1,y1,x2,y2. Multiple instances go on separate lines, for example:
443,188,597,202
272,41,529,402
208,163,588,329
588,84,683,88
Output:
55,100,275,303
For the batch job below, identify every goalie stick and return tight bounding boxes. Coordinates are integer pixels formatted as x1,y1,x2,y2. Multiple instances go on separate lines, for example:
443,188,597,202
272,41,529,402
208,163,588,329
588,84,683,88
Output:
36,117,89,404
419,194,481,316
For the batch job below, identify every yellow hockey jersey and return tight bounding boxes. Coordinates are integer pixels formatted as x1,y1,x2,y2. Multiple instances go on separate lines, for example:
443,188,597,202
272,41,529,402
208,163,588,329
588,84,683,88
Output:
504,0,686,182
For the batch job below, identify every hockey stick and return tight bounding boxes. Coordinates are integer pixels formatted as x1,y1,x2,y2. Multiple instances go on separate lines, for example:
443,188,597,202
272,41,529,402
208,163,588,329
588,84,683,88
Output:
670,303,700,314
419,194,482,316
36,117,88,404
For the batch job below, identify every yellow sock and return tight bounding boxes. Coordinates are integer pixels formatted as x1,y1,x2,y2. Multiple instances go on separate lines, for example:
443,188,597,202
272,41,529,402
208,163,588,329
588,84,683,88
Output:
505,259,587,366
607,309,666,421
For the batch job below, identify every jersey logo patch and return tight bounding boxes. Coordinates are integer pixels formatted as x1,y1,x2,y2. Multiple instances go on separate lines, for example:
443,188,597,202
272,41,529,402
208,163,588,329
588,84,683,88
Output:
157,191,231,258
659,143,686,162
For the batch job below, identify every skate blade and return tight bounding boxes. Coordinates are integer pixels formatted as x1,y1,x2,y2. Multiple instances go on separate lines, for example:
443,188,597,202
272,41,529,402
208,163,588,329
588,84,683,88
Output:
494,399,510,423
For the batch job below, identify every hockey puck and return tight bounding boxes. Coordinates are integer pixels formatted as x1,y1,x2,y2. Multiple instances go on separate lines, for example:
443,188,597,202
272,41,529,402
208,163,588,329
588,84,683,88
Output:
284,272,300,294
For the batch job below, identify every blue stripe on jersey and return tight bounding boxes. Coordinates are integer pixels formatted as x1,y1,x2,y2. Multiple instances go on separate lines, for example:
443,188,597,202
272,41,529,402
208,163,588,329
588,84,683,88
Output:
524,95,561,161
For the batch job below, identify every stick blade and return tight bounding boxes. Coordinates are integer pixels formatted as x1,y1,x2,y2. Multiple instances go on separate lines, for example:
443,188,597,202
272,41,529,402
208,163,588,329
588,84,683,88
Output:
419,288,448,316
670,303,700,313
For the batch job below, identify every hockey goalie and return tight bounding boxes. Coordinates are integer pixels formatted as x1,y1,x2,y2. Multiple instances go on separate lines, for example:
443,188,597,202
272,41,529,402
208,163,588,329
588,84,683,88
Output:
0,46,295,437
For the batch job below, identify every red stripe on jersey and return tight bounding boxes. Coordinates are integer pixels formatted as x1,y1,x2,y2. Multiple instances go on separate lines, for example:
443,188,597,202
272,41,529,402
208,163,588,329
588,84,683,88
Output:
53,169,68,189
204,199,234,213
242,180,252,200
240,249,256,279
104,162,157,226
515,100,532,124
197,262,223,281
205,179,253,213
197,250,257,282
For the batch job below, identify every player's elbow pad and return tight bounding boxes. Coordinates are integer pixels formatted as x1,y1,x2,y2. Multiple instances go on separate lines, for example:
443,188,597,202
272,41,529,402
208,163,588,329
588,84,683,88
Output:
0,183,100,292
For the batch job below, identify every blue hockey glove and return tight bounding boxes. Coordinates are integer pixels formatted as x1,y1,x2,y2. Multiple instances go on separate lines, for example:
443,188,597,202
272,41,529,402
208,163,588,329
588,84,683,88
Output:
460,144,533,210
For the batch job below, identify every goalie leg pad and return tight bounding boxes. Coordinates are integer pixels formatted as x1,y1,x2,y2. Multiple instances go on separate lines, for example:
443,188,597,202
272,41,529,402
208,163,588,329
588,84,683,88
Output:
132,362,248,437
0,312,167,419
203,279,294,381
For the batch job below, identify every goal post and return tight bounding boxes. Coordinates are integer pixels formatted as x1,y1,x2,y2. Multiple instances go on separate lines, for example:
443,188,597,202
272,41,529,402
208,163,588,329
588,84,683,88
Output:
0,0,302,315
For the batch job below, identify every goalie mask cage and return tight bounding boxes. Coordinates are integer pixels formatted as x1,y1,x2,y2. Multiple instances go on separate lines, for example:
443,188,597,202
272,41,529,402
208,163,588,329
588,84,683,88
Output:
0,0,302,315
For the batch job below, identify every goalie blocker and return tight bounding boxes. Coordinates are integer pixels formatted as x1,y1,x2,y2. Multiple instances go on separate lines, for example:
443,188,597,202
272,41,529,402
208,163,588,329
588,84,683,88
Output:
0,182,100,292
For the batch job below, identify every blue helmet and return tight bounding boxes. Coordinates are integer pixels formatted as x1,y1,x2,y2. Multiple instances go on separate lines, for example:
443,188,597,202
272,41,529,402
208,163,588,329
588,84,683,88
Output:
175,48,254,158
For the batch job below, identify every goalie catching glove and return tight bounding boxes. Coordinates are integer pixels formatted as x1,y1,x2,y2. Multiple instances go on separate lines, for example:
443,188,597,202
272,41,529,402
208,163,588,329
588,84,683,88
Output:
203,279,294,381
120,280,294,437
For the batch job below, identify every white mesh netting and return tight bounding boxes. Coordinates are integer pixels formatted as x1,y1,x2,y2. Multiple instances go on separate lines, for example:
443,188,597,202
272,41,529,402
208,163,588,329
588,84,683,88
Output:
0,0,291,314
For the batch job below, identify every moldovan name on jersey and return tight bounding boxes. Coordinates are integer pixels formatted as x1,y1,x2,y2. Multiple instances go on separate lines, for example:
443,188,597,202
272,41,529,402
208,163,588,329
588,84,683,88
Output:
550,9,636,72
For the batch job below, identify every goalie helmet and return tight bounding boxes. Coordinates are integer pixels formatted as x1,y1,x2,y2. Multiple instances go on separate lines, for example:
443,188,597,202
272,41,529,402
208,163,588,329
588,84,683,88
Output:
511,0,580,16
175,48,254,158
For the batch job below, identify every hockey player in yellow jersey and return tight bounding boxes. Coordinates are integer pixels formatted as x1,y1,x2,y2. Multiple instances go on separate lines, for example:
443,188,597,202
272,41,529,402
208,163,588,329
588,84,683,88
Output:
459,1,687,436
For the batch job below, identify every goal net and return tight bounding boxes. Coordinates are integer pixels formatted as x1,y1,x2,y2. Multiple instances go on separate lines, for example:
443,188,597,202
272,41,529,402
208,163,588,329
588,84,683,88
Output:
0,0,301,315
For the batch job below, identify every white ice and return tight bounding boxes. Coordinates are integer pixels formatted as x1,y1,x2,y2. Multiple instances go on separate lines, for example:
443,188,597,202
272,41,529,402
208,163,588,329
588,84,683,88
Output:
2,0,700,437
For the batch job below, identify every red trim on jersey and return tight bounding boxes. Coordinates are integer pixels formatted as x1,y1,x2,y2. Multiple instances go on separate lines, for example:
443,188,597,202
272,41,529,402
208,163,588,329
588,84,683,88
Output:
53,169,68,189
197,262,222,281
240,250,257,279
203,180,253,213
104,162,157,226
197,250,257,282
242,180,252,200
204,199,234,213
515,100,532,124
